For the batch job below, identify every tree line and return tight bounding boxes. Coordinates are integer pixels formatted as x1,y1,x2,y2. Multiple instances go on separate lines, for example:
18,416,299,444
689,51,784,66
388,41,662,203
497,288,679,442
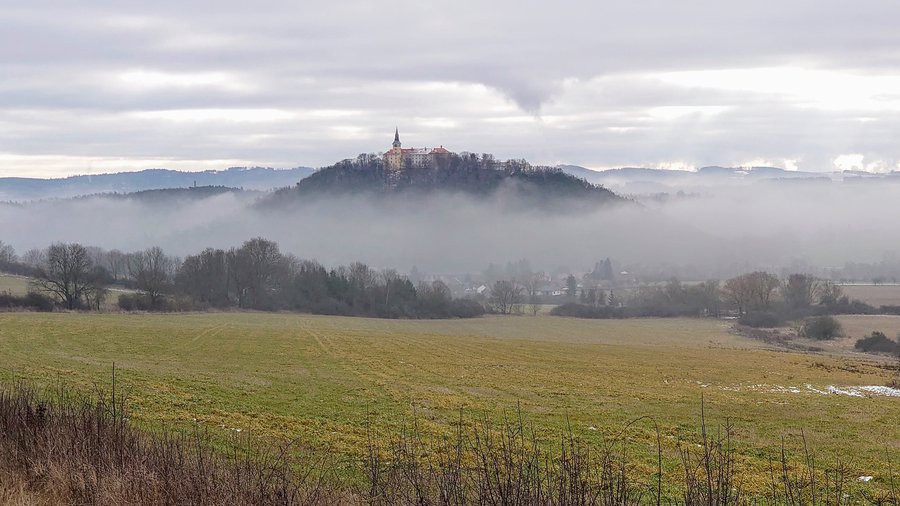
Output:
0,239,484,319
4,238,897,322
548,271,897,321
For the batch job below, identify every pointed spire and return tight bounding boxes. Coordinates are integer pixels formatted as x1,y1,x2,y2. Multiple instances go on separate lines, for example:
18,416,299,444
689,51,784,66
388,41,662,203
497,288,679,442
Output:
392,127,401,148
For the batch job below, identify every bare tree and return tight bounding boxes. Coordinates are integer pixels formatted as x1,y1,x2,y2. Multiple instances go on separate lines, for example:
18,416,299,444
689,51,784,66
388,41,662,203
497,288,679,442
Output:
818,280,844,306
128,246,174,308
723,271,780,315
0,241,16,264
347,261,377,309
84,284,110,311
417,280,452,317
697,280,720,317
747,271,781,309
381,269,401,308
489,280,523,315
522,274,542,316
32,243,99,309
176,248,229,307
227,238,284,309
104,249,129,282
21,248,46,268
783,274,821,309
723,275,752,316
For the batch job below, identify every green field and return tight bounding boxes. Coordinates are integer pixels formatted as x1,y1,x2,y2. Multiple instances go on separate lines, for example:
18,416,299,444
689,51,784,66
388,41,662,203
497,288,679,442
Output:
0,312,897,492
0,273,133,308
0,274,30,295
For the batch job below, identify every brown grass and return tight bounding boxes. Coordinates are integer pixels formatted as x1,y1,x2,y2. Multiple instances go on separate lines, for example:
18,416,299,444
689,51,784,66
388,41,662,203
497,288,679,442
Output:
1,377,897,505
0,380,348,505
842,285,900,307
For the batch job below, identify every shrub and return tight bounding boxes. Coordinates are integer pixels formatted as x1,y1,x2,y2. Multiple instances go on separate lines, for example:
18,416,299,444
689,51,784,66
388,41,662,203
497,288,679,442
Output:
854,331,899,354
117,293,141,311
820,296,876,315
799,315,843,340
879,305,900,315
118,293,176,312
0,291,54,312
0,383,338,505
738,311,784,328
448,298,485,318
550,302,623,319
23,291,55,312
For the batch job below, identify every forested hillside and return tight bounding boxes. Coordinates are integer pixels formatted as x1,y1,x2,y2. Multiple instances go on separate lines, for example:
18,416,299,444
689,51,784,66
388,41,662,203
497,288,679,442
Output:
264,153,622,210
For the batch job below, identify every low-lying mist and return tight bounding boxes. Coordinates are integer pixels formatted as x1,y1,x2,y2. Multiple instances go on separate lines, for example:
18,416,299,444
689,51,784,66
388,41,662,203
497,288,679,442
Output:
2,179,899,279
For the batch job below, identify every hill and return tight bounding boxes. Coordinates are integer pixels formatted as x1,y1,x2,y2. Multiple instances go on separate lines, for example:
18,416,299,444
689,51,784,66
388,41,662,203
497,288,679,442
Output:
0,167,314,202
264,154,622,210
558,164,900,194
68,185,252,204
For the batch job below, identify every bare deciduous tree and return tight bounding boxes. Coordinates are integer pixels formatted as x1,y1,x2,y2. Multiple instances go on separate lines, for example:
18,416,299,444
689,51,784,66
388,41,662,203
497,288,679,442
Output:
21,248,46,268
128,246,174,308
723,271,780,315
783,273,821,309
32,243,99,309
104,249,129,282
0,241,16,264
226,238,284,309
489,280,523,315
818,280,844,306
522,274,542,316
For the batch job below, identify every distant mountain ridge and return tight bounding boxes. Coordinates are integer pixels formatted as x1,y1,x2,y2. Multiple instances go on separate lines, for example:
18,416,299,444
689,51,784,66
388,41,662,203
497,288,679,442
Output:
7,162,897,203
560,164,899,181
558,164,900,194
0,166,315,201
70,185,251,203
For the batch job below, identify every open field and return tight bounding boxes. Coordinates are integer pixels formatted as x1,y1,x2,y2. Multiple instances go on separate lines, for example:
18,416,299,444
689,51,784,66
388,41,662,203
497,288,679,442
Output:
0,312,897,494
838,314,900,341
843,284,900,307
783,315,900,355
0,273,134,309
0,274,30,295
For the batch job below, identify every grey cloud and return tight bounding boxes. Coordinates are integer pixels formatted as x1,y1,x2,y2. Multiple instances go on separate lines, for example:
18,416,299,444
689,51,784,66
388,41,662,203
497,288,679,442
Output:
4,1,900,174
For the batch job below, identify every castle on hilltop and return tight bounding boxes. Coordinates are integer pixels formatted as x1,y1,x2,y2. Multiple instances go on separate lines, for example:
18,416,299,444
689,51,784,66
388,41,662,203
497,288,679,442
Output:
383,128,451,170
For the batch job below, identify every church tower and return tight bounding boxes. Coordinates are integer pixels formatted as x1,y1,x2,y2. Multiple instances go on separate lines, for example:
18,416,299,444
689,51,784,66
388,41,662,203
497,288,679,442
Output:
392,127,401,148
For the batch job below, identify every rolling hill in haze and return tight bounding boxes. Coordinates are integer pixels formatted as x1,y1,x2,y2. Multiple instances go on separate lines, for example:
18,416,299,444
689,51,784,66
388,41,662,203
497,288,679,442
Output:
263,155,623,210
0,166,314,202
558,164,900,194
6,162,900,204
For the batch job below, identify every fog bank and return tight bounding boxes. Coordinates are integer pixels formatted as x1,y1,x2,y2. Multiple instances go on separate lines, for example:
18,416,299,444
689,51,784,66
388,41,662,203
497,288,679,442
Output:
2,180,899,278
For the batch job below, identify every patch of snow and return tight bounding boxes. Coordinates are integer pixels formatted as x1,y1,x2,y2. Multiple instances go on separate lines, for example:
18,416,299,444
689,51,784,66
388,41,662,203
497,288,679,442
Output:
805,384,829,395
720,383,900,398
858,476,873,482
858,385,900,397
828,386,866,397
587,426,597,431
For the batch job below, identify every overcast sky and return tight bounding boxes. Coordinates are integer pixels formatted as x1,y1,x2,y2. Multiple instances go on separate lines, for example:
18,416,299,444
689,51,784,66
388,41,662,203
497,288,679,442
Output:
3,0,900,177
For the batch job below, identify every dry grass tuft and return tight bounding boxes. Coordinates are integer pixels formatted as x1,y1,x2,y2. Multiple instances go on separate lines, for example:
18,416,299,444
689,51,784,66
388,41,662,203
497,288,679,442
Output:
0,377,897,505
0,379,349,505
